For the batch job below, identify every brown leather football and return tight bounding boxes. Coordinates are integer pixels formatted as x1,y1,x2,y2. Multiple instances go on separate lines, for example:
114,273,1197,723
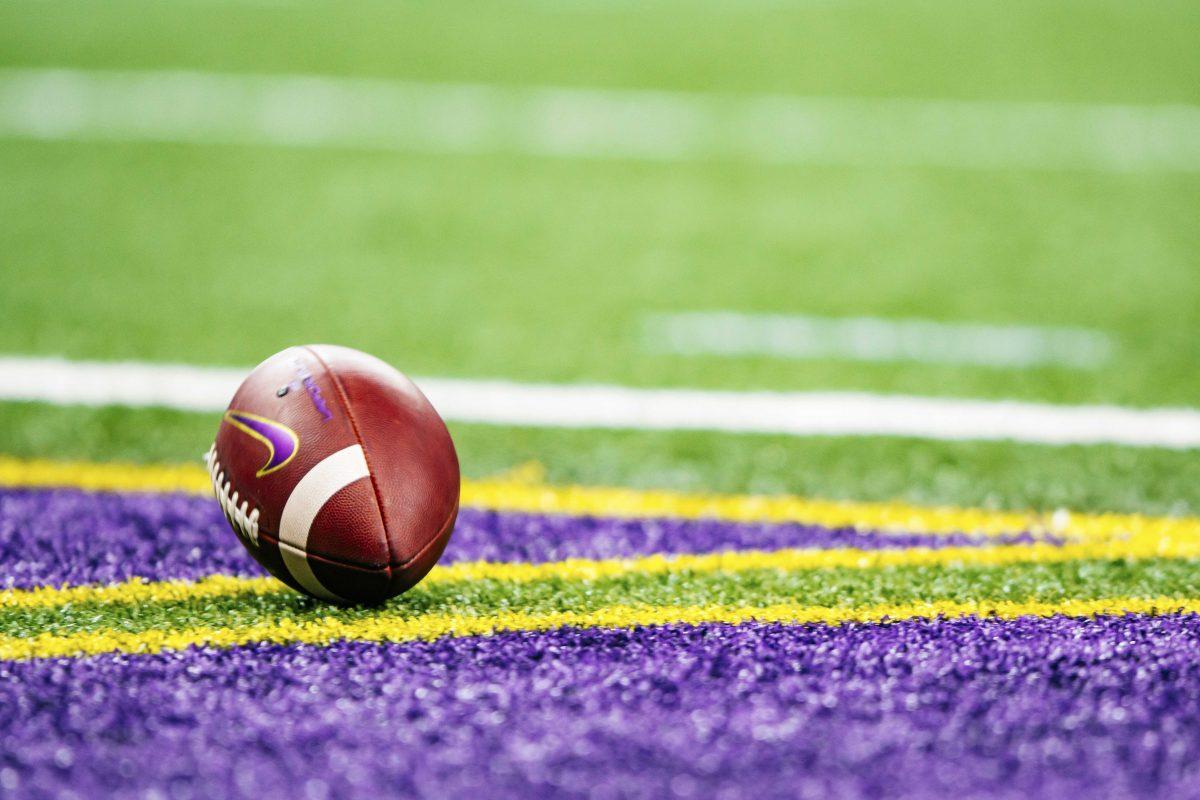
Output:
205,345,460,604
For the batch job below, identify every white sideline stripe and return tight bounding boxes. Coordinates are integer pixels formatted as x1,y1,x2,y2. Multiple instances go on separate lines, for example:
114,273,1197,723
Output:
643,311,1115,369
2,68,1200,172
1,355,1199,449
277,444,370,602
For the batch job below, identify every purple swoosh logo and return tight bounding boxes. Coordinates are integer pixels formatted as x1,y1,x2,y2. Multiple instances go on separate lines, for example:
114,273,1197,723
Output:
223,411,300,477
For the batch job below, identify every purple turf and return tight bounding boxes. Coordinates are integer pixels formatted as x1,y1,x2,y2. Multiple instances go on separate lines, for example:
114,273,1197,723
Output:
0,487,1045,589
450,508,1044,563
3,615,1199,799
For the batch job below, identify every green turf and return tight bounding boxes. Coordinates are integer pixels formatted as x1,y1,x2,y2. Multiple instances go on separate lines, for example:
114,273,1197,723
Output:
2,0,1199,102
2,141,1198,405
2,402,1199,516
2,1,1200,408
4,559,1197,640
0,0,1197,516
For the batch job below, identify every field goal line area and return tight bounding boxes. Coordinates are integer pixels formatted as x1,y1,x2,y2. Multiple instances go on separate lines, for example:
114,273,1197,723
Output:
0,355,1198,449
1,68,1200,172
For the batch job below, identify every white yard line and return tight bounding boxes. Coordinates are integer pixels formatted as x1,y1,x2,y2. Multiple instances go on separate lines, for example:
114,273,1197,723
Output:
643,311,1115,369
1,355,1197,449
2,68,1199,172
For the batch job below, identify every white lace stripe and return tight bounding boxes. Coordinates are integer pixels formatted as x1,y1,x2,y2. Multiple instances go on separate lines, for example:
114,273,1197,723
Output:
277,445,371,603
205,446,260,545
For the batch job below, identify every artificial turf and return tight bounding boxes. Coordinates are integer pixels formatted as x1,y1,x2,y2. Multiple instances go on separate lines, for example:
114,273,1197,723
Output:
2,402,1198,516
3,559,1199,641
2,1,1198,795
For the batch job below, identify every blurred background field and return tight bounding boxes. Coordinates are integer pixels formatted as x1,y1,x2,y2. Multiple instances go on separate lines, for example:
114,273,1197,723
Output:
1,0,1198,508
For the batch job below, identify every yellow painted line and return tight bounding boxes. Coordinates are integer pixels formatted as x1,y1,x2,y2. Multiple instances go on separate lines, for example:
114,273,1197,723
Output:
0,574,283,610
0,456,211,494
6,533,1200,612
2,595,1196,661
1,455,1196,543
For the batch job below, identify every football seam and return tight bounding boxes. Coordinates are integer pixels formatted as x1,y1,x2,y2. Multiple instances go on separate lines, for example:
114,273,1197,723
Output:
255,501,457,572
395,498,459,572
260,529,390,574
304,345,398,577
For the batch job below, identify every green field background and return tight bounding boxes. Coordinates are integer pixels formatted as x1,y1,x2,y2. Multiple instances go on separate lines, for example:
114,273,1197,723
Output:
1,0,1197,513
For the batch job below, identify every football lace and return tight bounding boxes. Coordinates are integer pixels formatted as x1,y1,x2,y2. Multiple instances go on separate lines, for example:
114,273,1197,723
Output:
204,444,261,545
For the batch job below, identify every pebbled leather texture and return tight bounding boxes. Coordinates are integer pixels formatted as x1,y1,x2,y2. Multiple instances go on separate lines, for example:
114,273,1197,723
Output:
210,344,460,604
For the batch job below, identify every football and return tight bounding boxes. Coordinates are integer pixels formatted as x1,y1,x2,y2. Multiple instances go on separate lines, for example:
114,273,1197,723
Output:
204,344,460,604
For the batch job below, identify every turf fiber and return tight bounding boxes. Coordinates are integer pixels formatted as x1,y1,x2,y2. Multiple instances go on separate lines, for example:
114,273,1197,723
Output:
1,0,1198,797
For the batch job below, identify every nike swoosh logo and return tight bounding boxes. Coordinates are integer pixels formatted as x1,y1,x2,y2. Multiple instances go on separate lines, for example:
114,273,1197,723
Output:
223,410,300,477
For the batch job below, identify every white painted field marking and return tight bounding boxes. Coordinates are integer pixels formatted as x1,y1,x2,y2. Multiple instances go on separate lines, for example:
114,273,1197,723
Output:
2,68,1200,172
1,355,1197,449
643,311,1115,369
